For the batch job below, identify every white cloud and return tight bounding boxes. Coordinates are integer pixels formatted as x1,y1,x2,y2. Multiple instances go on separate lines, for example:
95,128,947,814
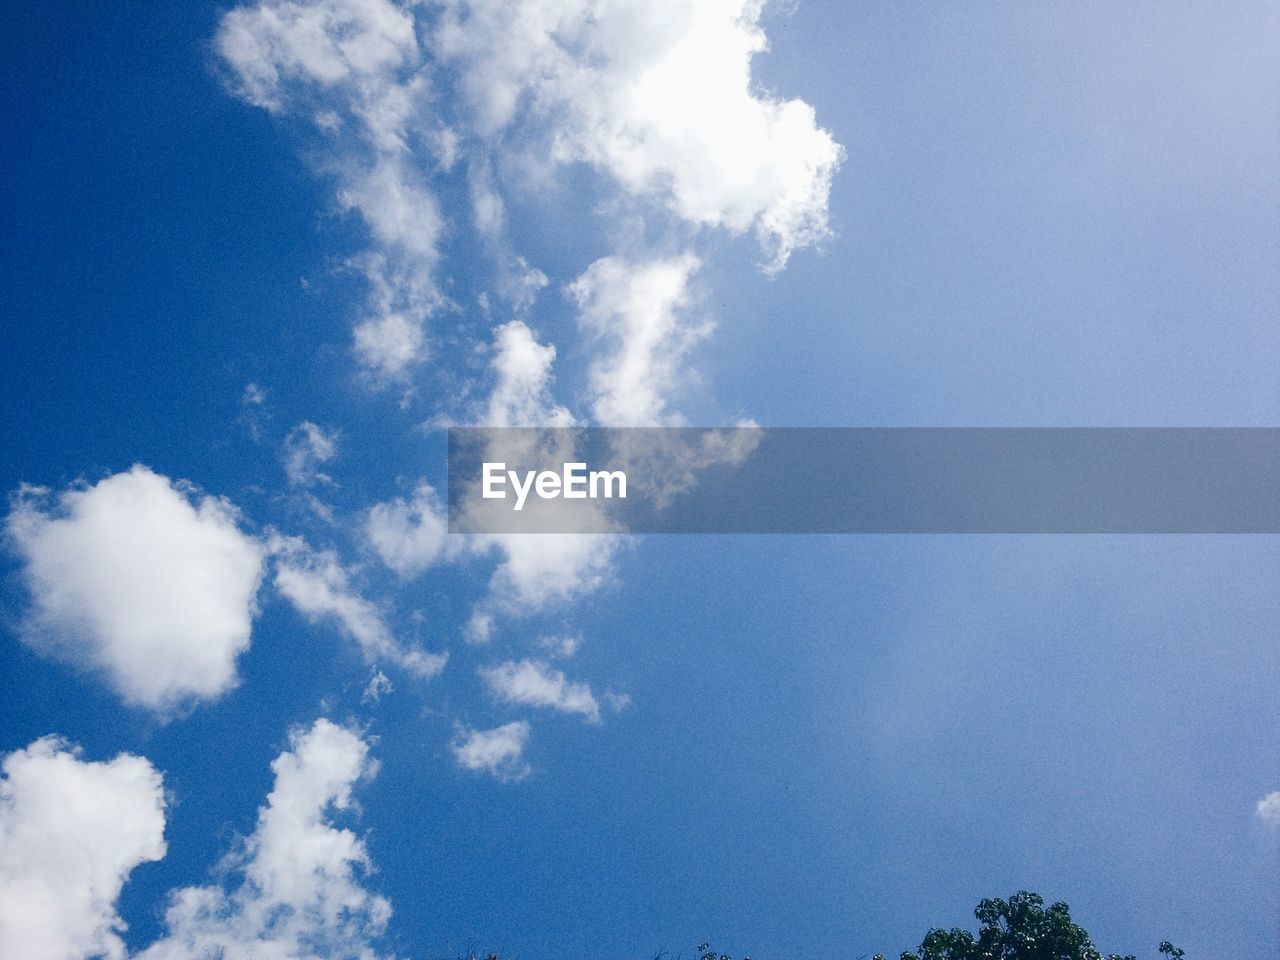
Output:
362,668,394,704
465,320,620,617
240,382,270,441
538,633,582,658
339,156,442,259
5,466,266,713
339,161,447,385
217,0,419,115
465,610,495,644
468,161,550,313
283,421,340,487
351,253,439,383
602,690,632,713
271,535,448,678
484,320,575,429
451,721,531,781
353,306,428,380
365,482,453,578
1258,790,1280,826
138,718,391,960
480,658,601,722
0,737,166,960
570,253,709,426
432,0,843,270
212,0,838,659
217,0,840,391
482,531,617,610
217,0,446,383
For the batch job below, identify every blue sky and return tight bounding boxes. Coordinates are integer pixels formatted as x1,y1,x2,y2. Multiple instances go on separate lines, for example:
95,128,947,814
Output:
1,2,1278,959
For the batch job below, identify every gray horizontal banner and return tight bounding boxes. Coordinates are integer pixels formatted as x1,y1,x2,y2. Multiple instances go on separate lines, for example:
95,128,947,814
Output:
447,428,1280,534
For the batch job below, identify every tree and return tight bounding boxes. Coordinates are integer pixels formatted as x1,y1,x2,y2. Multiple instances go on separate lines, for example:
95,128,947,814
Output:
872,891,1184,960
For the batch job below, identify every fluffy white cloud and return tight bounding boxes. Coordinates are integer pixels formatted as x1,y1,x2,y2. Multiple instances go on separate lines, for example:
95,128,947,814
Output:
570,253,709,426
339,157,442,259
283,421,339,487
217,0,418,113
1258,790,1280,826
0,737,166,960
432,0,843,269
272,535,448,677
218,0,840,380
482,531,617,611
5,466,266,713
479,658,600,722
451,721,531,781
365,482,453,578
138,719,391,960
484,320,575,429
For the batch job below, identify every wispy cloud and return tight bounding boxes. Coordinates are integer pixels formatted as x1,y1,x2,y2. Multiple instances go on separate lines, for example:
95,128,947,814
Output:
282,420,340,488
217,0,448,383
1258,790,1280,826
480,658,601,723
271,533,448,677
451,721,532,781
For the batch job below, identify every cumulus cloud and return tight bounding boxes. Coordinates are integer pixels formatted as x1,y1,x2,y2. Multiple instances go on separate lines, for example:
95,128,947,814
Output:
480,658,601,722
339,156,442,257
0,737,166,960
484,320,575,429
432,0,844,270
365,482,453,578
451,721,531,781
138,718,391,960
283,421,340,487
5,466,266,713
570,253,709,426
272,535,448,677
1258,790,1280,826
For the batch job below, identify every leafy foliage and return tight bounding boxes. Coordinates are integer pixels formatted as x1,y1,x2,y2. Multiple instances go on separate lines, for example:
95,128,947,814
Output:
695,891,1183,960
869,891,1183,960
